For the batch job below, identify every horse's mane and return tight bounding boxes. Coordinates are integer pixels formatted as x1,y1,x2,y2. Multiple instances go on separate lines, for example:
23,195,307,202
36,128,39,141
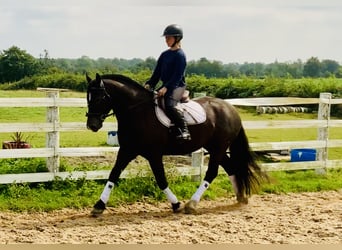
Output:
101,74,148,92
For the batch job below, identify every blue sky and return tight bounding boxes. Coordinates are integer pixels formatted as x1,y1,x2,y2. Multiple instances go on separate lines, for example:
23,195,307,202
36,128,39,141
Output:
1,0,341,63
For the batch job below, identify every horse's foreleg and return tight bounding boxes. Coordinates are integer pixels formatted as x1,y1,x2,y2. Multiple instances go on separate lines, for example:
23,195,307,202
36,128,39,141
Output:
91,149,136,217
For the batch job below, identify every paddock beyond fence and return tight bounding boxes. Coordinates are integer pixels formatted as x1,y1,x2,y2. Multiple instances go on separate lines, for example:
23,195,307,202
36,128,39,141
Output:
0,89,342,184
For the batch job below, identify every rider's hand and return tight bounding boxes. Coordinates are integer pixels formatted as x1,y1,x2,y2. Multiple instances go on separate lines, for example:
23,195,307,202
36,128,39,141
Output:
158,87,167,97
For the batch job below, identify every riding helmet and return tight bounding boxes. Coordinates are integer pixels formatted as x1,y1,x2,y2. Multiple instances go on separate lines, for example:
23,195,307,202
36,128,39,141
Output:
162,24,183,39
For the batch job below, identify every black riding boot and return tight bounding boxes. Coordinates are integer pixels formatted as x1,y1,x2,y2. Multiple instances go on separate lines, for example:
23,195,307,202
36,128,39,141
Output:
166,107,191,141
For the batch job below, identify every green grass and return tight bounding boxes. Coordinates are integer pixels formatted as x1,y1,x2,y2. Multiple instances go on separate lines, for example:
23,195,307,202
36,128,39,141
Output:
0,158,49,174
261,169,342,194
0,168,341,212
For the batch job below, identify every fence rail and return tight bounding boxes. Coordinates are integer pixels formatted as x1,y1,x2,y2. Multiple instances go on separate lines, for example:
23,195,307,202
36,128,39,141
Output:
0,89,342,184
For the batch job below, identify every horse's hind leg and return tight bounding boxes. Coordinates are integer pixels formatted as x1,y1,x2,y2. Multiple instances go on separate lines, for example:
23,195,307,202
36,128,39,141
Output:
146,154,182,213
185,152,221,214
91,149,137,217
220,154,248,204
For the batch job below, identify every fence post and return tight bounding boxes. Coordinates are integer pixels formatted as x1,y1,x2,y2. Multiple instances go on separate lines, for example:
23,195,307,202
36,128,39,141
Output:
38,88,63,172
316,92,331,175
191,148,204,181
47,90,60,173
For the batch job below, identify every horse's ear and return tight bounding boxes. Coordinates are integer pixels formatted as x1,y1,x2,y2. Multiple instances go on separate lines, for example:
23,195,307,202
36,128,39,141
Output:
86,73,92,83
96,73,101,82
96,73,104,88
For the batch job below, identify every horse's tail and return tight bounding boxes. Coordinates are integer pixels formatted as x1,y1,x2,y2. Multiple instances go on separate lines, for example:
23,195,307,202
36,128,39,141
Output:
229,126,268,197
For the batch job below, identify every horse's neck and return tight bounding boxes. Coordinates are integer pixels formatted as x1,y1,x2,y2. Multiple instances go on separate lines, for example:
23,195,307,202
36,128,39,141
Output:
115,95,155,129
107,80,152,116
107,79,139,101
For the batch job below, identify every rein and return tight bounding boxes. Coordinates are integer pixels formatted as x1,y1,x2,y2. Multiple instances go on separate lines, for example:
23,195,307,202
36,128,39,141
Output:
85,111,114,120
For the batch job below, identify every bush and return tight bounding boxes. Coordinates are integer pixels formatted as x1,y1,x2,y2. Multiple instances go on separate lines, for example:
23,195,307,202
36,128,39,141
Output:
1,73,87,92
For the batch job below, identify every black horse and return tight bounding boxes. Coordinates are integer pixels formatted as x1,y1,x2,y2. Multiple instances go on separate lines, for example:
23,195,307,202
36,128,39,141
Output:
86,73,267,215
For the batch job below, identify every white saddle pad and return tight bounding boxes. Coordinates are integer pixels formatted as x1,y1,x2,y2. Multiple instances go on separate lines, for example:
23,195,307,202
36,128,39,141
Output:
155,100,206,127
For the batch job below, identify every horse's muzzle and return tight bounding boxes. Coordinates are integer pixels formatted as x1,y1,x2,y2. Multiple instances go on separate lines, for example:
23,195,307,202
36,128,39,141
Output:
86,119,103,132
87,124,100,132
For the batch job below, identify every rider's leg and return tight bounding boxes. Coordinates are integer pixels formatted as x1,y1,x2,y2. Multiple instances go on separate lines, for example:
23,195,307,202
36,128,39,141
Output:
164,88,191,140
165,106,191,140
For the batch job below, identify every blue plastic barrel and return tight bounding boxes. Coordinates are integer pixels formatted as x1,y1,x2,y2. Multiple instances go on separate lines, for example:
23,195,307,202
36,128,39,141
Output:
290,149,316,162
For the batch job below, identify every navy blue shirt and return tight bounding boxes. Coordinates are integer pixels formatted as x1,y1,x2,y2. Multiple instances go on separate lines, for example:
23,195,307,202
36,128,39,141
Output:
146,48,186,92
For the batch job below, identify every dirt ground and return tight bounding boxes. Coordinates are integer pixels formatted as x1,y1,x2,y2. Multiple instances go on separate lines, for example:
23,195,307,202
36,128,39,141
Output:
0,190,341,244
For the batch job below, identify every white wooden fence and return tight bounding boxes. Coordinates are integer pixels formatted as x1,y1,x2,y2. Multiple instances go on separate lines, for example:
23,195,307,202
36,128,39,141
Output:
0,89,342,184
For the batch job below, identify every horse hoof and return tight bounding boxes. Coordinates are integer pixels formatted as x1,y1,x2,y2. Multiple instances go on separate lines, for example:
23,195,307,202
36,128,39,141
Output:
184,200,198,214
237,196,248,204
91,208,105,217
91,199,106,217
172,202,183,213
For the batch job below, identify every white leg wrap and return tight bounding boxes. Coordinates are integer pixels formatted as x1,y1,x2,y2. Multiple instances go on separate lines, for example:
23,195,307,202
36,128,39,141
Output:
229,175,239,196
163,187,178,204
191,180,210,202
100,181,114,204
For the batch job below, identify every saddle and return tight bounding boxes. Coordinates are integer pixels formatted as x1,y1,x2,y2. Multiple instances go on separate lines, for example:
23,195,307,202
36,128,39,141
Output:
155,91,207,127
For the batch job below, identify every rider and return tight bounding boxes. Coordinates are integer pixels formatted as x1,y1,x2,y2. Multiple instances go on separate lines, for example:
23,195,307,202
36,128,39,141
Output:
145,24,191,141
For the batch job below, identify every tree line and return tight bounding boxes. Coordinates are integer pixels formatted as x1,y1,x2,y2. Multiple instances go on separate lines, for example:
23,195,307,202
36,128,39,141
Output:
1,46,342,84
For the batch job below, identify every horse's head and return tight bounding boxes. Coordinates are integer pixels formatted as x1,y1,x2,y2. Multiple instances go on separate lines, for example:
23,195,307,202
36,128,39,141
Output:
86,73,113,132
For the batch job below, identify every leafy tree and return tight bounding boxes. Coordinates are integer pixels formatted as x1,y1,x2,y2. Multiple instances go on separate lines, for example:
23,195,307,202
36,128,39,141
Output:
337,67,342,78
0,46,39,83
239,63,260,77
321,59,340,77
142,57,157,71
265,61,292,78
74,56,94,73
187,58,227,78
36,49,63,75
286,59,304,78
224,63,241,77
54,58,75,72
303,57,321,77
131,57,156,73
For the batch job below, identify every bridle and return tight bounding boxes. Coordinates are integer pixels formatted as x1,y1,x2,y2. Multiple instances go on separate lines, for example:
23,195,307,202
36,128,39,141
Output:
86,78,156,121
86,80,114,121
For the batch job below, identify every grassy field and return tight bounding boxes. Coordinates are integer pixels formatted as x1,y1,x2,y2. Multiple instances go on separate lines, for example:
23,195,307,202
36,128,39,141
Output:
0,89,341,211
